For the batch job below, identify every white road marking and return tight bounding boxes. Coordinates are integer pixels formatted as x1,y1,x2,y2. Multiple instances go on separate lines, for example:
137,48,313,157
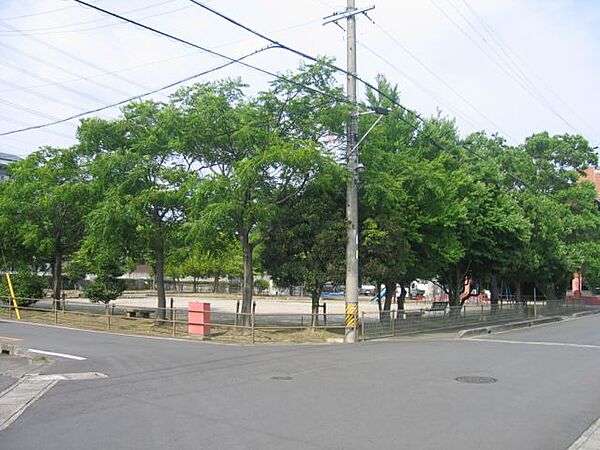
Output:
465,338,600,349
568,417,600,450
28,349,87,360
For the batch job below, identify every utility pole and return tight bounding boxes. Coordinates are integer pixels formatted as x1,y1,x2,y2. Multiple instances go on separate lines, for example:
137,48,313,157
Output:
324,2,374,343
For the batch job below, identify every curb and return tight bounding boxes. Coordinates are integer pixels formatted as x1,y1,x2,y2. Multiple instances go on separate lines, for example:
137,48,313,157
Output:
572,309,600,318
457,316,563,339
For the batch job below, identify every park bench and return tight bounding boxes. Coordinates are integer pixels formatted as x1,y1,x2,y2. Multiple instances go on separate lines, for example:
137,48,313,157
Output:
424,301,448,315
124,308,152,319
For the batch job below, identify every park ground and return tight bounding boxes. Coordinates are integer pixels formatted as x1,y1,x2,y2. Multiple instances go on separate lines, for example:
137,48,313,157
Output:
1,313,600,449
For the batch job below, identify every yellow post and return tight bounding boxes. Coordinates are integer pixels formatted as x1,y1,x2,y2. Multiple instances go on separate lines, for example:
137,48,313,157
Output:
5,273,21,320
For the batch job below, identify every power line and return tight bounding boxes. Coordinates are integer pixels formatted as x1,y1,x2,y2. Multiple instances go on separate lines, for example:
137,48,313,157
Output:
0,46,275,137
430,0,580,135
0,57,108,105
0,2,192,36
357,41,481,130
0,40,139,99
372,21,514,141
460,0,599,139
0,20,153,92
70,0,350,105
184,0,546,195
0,5,76,21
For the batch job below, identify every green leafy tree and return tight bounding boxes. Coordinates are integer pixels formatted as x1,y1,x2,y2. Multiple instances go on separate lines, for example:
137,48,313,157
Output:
260,165,346,325
179,62,346,324
77,100,190,320
0,147,94,302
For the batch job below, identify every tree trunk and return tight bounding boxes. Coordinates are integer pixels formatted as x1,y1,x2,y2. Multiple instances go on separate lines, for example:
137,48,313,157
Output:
490,274,499,314
155,238,166,321
447,266,462,307
376,282,382,312
397,283,407,311
515,280,523,305
240,230,253,326
310,287,321,328
213,274,219,293
383,281,394,311
52,249,62,306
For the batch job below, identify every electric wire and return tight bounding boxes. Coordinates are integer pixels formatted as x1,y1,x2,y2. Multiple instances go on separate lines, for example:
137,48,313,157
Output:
0,57,109,105
183,0,548,194
372,21,514,140
0,45,275,137
0,20,153,92
460,0,599,139
430,0,580,135
0,2,193,36
0,40,140,99
357,41,481,130
0,5,76,21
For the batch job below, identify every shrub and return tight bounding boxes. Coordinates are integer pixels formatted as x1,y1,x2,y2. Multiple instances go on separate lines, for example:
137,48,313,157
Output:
0,272,44,306
254,279,270,295
84,276,125,304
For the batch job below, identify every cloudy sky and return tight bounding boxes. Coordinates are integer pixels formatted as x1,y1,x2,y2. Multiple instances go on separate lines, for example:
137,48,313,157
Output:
0,0,598,157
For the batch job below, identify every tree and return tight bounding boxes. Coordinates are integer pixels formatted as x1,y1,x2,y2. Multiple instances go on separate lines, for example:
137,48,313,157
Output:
260,164,346,326
179,61,346,324
77,100,190,320
0,147,93,302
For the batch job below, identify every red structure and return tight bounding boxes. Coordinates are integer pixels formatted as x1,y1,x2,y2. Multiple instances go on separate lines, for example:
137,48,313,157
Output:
188,302,211,336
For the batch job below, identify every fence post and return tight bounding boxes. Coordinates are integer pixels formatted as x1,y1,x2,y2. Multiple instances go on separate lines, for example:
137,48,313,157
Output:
172,308,176,337
391,309,395,337
235,300,240,327
251,308,255,344
8,297,12,320
360,311,365,342
323,302,327,326
170,297,174,320
105,303,110,332
55,302,59,325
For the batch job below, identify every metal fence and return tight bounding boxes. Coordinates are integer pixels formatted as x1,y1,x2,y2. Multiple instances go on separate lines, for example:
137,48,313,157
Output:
0,297,593,343
0,297,348,344
359,299,590,341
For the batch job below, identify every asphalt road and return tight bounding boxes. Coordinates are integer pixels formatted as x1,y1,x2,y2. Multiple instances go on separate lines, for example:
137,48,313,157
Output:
1,314,600,449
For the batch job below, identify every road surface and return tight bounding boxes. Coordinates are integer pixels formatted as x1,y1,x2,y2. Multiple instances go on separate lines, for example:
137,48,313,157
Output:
1,313,600,449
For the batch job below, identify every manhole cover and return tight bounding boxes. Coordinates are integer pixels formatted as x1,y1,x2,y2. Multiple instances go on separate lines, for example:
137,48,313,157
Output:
271,376,293,381
455,376,497,384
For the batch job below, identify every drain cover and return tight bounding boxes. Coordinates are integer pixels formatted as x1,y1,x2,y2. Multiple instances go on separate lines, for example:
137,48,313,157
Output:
271,376,293,381
455,376,497,384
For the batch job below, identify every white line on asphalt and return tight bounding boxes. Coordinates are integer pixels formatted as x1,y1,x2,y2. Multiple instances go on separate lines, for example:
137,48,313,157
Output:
465,338,600,349
28,349,87,360
568,417,600,450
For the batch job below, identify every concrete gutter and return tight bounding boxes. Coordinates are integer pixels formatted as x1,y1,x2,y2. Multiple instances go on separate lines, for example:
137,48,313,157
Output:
458,316,563,339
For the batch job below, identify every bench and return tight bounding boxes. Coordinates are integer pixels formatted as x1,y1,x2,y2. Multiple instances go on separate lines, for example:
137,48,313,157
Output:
424,301,448,315
124,308,152,319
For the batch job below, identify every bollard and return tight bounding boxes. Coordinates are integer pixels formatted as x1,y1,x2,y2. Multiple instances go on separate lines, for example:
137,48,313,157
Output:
105,303,110,331
170,297,174,320
323,302,327,326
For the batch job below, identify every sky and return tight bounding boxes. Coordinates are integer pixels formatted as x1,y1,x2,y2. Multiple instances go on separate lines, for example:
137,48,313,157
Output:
0,0,599,157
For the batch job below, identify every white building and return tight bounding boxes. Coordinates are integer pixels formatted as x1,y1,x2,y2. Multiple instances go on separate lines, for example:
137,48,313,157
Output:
0,152,21,180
